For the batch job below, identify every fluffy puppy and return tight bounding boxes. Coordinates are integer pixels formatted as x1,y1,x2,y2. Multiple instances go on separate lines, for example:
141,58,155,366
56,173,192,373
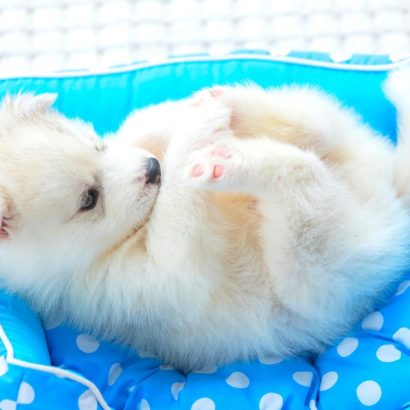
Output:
0,73,409,372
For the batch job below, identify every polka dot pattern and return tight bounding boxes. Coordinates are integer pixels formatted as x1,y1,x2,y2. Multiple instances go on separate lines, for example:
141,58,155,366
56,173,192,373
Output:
138,398,151,410
191,397,216,410
43,313,63,330
337,337,359,358
259,356,283,365
319,371,338,392
393,327,410,350
395,280,410,296
171,382,185,400
376,345,401,363
361,312,384,331
259,392,283,410
108,362,122,386
292,371,313,387
0,399,16,410
192,365,218,374
75,334,100,353
0,357,8,377
17,382,35,404
78,390,97,410
226,372,250,388
356,381,382,406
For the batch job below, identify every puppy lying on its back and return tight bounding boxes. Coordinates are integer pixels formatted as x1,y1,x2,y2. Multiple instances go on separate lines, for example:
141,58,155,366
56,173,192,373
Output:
0,73,409,372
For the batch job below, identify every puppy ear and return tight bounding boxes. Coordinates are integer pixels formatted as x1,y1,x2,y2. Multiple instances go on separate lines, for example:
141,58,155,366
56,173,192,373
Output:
28,93,57,112
1,92,57,117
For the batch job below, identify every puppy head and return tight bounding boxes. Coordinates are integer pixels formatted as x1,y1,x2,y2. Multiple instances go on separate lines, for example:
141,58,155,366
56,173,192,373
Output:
0,93,160,281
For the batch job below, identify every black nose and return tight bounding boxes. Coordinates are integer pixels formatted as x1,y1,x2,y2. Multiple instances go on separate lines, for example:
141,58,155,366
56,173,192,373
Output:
146,157,161,184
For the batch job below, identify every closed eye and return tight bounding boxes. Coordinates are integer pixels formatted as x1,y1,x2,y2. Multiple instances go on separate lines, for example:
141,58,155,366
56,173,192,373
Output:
95,142,107,153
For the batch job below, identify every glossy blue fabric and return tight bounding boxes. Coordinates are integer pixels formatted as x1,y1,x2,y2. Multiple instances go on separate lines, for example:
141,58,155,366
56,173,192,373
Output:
0,52,397,139
0,52,409,409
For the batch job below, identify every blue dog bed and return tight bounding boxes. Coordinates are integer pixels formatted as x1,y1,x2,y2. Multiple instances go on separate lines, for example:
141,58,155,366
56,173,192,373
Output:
0,51,409,409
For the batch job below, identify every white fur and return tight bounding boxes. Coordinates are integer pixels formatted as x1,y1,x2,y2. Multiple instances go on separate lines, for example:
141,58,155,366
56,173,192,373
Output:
384,66,410,206
0,78,409,372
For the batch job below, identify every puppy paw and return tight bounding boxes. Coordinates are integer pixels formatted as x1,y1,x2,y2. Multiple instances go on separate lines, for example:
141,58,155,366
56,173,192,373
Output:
183,143,242,190
187,88,235,141
190,86,226,107
192,86,240,126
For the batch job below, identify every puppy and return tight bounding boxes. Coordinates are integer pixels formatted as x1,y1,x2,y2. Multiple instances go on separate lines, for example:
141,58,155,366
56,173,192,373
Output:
0,72,409,372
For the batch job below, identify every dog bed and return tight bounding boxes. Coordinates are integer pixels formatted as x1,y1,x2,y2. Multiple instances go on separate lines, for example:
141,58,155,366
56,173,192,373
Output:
0,51,409,410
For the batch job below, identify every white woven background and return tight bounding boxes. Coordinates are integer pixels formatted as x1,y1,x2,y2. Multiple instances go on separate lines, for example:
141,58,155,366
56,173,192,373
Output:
0,0,409,73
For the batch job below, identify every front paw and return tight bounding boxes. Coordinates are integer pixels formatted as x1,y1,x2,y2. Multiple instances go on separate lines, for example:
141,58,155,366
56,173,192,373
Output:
192,86,240,128
183,142,243,190
186,88,235,144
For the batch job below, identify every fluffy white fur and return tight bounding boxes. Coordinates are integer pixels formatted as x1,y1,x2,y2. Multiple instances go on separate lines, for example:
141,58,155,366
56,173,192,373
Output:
0,72,410,372
384,67,410,207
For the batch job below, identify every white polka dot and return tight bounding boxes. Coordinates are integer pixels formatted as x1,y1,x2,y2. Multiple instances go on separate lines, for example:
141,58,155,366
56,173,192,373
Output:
361,312,384,331
259,356,283,365
108,362,123,386
395,280,410,296
226,371,250,388
0,399,16,410
192,365,217,374
171,382,185,400
43,312,63,330
292,371,313,387
376,344,401,362
259,392,284,410
356,380,382,406
393,327,410,349
319,371,338,391
78,390,97,410
0,357,8,376
76,334,100,353
138,399,151,410
16,382,35,404
337,337,359,357
309,399,318,410
191,397,215,410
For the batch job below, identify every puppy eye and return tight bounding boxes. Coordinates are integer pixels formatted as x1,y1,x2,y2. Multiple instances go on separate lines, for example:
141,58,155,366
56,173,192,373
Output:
80,189,99,211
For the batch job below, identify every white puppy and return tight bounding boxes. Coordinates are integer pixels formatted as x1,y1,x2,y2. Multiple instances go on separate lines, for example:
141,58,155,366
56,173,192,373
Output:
0,72,409,372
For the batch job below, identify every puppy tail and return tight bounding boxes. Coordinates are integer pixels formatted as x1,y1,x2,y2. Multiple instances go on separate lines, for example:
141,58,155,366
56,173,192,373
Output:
384,66,410,205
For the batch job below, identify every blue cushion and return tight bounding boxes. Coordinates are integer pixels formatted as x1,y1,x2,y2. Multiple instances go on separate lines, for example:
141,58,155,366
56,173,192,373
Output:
0,52,409,409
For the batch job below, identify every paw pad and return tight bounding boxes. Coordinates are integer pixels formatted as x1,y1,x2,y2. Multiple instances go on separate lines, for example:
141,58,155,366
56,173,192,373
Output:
209,87,224,98
184,143,241,189
212,164,224,179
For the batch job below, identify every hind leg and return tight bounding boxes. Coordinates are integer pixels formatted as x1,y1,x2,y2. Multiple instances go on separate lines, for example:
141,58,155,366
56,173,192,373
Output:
182,103,361,321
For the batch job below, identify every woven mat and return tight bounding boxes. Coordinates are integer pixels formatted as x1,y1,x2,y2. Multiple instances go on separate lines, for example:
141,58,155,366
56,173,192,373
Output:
0,0,409,72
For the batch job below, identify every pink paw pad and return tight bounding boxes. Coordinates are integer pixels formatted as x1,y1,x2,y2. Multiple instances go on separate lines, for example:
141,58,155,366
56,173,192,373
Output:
190,163,225,180
213,146,231,158
187,144,236,182
192,164,205,177
190,87,225,107
212,164,224,179
209,87,224,98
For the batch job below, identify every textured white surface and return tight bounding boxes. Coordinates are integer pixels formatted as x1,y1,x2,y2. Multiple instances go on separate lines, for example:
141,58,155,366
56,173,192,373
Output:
0,0,409,71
